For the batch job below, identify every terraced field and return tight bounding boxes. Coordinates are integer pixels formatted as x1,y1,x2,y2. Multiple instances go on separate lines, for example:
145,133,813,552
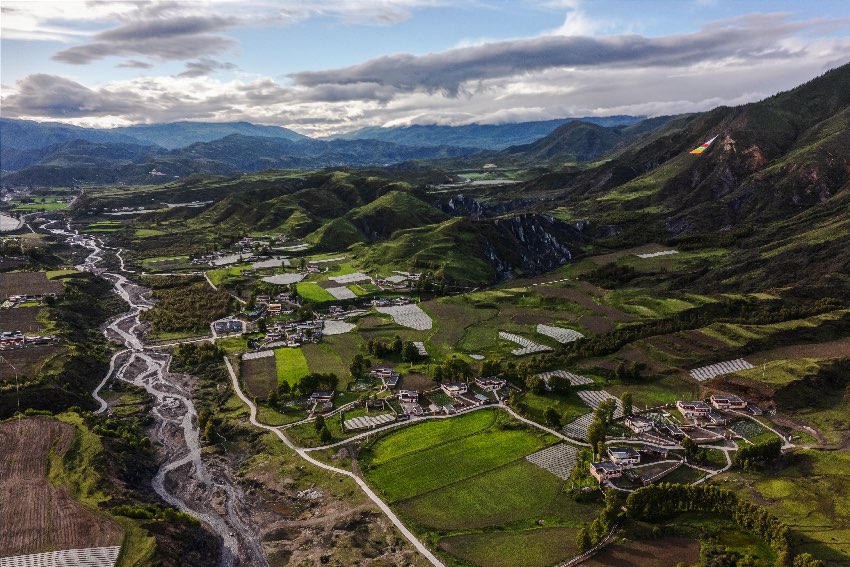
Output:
0,418,123,557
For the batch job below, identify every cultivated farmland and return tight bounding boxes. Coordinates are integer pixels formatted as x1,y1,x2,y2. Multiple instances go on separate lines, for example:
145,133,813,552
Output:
498,331,552,356
690,358,755,381
0,418,123,557
241,350,277,399
0,272,64,298
362,410,555,502
275,347,310,386
536,324,584,343
526,443,580,480
375,304,433,330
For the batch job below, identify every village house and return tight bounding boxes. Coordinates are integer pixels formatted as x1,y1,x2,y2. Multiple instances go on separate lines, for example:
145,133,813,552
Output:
398,390,418,403
475,377,507,391
624,415,655,433
0,331,25,349
708,411,730,425
309,391,334,404
710,394,747,410
607,446,641,467
590,461,622,482
640,445,670,459
677,400,711,419
441,382,468,397
371,366,400,388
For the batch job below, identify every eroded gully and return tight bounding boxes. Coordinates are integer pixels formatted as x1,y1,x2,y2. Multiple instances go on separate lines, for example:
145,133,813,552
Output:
47,221,267,567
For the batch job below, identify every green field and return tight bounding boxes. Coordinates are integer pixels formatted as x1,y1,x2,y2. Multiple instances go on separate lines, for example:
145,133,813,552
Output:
520,391,590,426
438,527,581,567
274,347,310,386
296,282,336,302
397,458,595,529
362,410,556,502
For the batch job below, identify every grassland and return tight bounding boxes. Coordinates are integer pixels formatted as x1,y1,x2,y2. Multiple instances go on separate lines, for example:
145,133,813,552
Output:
275,347,310,386
438,527,581,567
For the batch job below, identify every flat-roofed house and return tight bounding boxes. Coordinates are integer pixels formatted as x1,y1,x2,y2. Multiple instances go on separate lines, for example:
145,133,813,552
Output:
625,415,654,433
441,382,468,397
607,446,641,467
677,400,711,419
590,461,622,482
710,394,747,410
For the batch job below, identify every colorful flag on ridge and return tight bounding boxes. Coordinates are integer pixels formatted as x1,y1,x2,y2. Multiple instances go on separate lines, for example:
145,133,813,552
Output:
690,135,718,154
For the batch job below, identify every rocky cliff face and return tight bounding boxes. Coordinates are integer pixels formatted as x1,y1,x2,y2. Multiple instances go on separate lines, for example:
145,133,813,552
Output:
440,193,536,219
482,214,582,280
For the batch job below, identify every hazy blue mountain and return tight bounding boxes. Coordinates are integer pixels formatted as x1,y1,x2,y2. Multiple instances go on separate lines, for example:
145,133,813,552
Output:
0,118,307,157
0,118,144,153
114,121,307,149
330,116,644,150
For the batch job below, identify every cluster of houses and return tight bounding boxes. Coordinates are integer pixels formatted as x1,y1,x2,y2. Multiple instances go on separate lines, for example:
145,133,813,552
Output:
589,444,671,483
370,296,412,307
373,272,420,291
0,330,58,349
5,292,58,306
308,390,334,413
255,292,299,316
213,319,244,335
261,320,324,348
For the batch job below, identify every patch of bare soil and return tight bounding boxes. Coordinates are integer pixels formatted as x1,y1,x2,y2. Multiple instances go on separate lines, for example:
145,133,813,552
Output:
587,244,671,266
746,336,850,364
0,417,124,556
240,456,428,566
583,537,700,567
399,373,435,392
580,315,616,334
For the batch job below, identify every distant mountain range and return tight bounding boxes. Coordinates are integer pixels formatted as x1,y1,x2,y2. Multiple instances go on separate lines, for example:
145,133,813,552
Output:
329,116,643,150
0,115,644,186
0,119,306,152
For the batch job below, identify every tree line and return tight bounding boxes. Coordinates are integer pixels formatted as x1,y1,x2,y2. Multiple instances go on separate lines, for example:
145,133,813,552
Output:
625,483,793,565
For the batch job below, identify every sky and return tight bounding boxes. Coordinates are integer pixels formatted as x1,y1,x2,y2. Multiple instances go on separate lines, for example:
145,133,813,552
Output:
2,0,850,137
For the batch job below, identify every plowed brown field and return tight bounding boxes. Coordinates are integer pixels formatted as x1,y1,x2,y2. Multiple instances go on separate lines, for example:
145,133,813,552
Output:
0,417,123,556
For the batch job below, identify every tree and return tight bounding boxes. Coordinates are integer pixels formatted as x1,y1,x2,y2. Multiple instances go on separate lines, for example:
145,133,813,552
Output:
620,391,633,417
433,366,444,383
203,420,216,444
793,553,824,567
318,426,332,443
391,335,403,354
576,525,591,552
481,359,501,377
314,414,326,433
544,406,561,427
550,373,571,394
402,341,419,362
525,374,545,394
587,419,606,459
349,354,369,380
267,390,278,408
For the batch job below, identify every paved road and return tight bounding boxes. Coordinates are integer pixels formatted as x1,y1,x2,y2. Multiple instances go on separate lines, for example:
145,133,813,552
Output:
223,356,446,567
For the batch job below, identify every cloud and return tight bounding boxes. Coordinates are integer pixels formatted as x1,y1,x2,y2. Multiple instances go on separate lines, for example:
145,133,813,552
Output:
53,15,238,64
116,60,154,69
3,11,850,137
1,74,143,118
291,13,844,95
178,58,238,78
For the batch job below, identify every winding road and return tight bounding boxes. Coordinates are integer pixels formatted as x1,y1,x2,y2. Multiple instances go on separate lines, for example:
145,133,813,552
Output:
222,356,447,567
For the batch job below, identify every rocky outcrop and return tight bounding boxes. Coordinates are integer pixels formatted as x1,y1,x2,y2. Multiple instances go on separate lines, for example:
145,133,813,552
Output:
483,214,582,279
